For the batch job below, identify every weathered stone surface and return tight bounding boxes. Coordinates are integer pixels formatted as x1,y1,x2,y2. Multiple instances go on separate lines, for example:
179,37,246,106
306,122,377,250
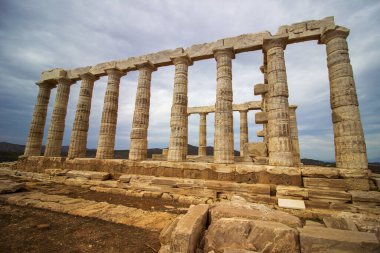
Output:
301,166,339,178
66,170,110,180
350,190,380,203
304,220,325,227
276,185,308,199
307,188,351,202
339,168,369,178
159,215,183,245
299,226,380,253
255,112,268,124
323,216,358,231
0,180,25,194
40,68,66,82
171,204,209,253
205,218,299,253
245,142,268,158
254,83,268,95
278,198,305,210
303,178,369,191
210,202,302,228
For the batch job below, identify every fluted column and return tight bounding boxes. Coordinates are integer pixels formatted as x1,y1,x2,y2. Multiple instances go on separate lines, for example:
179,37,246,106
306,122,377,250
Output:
68,73,98,159
198,113,207,157
239,110,248,157
168,54,192,162
263,35,293,166
320,27,367,170
289,105,301,166
96,68,125,159
129,61,157,161
213,47,235,164
44,77,74,157
24,81,55,156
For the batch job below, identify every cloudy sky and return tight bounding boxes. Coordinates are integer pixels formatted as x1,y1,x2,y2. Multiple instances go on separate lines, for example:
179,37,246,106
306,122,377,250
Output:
0,0,379,161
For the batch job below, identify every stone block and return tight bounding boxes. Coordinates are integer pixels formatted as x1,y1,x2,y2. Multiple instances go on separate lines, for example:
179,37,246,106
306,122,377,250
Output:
278,198,305,210
66,170,110,181
0,180,25,194
255,112,268,124
40,68,66,82
223,32,270,53
171,204,209,253
349,190,380,203
299,226,380,253
338,168,369,178
303,178,369,191
256,130,265,138
66,66,92,80
205,218,299,253
159,215,183,245
304,220,325,227
152,178,178,187
323,217,358,231
276,185,308,199
301,166,338,178
245,142,267,158
118,174,132,183
254,83,268,95
307,188,351,202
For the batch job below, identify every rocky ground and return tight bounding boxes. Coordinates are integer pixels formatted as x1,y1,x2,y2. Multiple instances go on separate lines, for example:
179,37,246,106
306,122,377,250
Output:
0,173,189,253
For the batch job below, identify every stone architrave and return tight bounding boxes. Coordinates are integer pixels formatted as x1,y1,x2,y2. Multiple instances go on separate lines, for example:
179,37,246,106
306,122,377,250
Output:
129,61,157,161
213,47,235,164
96,68,125,159
24,81,56,156
198,112,208,157
289,105,301,166
44,77,74,157
320,27,368,170
68,73,98,159
263,35,294,166
167,54,192,162
239,110,248,157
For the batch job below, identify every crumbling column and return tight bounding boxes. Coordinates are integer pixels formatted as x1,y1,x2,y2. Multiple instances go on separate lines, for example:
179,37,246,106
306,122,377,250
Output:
263,35,293,166
320,27,368,170
129,61,157,161
289,105,301,166
68,73,98,159
96,68,125,159
24,81,55,156
44,77,74,157
168,54,192,162
261,52,269,144
239,110,248,157
213,47,235,164
198,113,207,157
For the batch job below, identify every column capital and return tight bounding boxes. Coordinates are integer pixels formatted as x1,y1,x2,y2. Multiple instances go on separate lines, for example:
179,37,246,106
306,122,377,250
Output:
135,60,157,72
199,112,208,117
263,35,288,51
213,46,235,60
36,80,56,89
79,72,99,81
289,105,298,110
57,77,75,86
105,67,126,78
170,53,193,66
319,26,350,44
238,109,248,114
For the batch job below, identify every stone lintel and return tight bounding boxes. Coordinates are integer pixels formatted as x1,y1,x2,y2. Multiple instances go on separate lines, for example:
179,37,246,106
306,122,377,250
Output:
39,68,67,84
187,101,261,115
254,83,268,95
67,66,92,80
255,112,268,124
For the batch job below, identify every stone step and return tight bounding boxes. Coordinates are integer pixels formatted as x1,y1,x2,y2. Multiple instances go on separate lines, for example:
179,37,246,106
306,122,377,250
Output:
0,190,176,231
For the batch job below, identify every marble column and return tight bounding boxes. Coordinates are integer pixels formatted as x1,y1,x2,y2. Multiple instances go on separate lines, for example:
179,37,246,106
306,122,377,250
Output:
213,47,235,164
320,27,367,170
289,105,301,166
24,81,55,156
44,77,74,157
96,68,125,159
129,61,157,161
68,73,98,159
263,35,293,166
239,110,248,157
168,54,192,162
198,113,207,157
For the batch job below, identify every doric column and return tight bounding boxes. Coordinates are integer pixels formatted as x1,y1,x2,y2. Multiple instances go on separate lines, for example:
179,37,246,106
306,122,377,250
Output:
239,110,248,157
44,77,74,157
198,113,207,157
96,68,125,159
129,61,157,161
213,47,235,164
168,54,192,162
68,73,98,159
24,81,55,156
263,35,293,166
320,27,367,170
289,105,301,166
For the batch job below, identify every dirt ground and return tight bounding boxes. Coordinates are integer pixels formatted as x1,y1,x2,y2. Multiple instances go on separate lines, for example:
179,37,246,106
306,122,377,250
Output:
0,174,190,253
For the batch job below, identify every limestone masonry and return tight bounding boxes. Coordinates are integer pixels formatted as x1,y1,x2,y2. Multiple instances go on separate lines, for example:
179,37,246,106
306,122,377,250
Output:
17,17,379,252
